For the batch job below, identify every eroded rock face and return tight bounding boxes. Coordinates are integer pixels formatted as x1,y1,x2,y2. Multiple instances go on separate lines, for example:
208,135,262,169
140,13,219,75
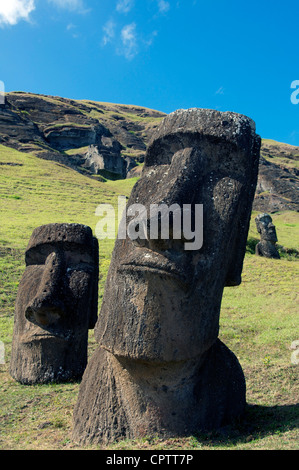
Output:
254,156,299,213
255,213,280,259
10,224,99,385
83,140,130,178
72,108,261,445
1,92,164,178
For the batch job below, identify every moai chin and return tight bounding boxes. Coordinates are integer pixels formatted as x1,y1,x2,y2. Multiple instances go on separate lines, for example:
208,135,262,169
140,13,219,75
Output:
10,223,99,384
255,213,280,259
73,108,261,445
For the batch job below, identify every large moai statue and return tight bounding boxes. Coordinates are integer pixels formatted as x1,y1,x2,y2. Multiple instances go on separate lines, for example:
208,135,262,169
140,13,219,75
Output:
255,213,280,259
73,108,261,445
10,223,99,384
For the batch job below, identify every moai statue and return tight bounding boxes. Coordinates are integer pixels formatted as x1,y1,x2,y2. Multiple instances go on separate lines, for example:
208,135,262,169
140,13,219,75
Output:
255,213,280,259
73,108,261,445
10,223,99,384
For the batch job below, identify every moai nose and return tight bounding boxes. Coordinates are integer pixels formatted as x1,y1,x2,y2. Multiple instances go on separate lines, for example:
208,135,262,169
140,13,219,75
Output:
131,209,186,253
25,252,66,327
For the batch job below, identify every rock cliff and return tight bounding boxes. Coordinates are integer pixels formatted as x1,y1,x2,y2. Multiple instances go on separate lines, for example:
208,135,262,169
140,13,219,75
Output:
254,140,299,212
0,92,165,179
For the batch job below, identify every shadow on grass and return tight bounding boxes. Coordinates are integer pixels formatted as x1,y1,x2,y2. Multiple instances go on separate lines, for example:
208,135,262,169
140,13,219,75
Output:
194,403,299,446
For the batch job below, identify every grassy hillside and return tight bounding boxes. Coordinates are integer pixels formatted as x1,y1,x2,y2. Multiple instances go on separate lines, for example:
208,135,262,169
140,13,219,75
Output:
261,138,299,170
0,144,298,450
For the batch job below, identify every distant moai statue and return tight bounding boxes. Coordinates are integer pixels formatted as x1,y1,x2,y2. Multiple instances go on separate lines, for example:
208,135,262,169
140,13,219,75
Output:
10,224,99,384
73,108,261,445
255,213,280,259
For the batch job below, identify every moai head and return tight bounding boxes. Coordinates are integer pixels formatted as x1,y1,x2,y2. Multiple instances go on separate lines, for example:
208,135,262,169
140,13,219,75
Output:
10,223,99,384
95,109,261,363
255,213,278,243
255,213,280,259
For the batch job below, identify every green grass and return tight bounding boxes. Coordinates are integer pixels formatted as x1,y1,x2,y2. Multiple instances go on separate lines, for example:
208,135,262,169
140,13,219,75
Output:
248,210,299,260
0,144,298,450
261,138,299,169
65,146,89,156
0,144,128,319
0,144,122,245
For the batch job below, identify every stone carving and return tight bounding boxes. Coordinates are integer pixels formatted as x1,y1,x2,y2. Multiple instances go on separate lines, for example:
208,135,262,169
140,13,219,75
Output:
255,213,280,259
72,108,261,445
10,223,99,385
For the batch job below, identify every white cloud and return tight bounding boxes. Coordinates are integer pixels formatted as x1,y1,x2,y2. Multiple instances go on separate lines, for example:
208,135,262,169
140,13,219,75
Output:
157,0,170,13
215,86,225,95
66,23,81,39
47,0,86,12
102,19,116,46
116,0,134,14
120,22,138,60
0,0,35,26
145,30,158,47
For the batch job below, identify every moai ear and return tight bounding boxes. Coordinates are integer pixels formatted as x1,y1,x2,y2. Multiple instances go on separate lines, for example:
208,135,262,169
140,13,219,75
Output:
224,209,252,286
89,237,99,329
225,136,261,287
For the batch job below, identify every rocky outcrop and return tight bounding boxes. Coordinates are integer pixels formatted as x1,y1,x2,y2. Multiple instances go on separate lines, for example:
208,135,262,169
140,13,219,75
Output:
254,156,299,212
0,92,165,179
83,142,129,179
253,139,299,212
0,106,44,148
44,123,107,151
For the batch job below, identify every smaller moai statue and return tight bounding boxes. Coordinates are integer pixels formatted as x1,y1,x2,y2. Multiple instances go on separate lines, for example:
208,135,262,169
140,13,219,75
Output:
255,213,280,259
10,223,99,384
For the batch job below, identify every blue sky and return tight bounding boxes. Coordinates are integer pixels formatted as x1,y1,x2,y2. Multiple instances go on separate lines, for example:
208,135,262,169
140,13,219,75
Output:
0,0,298,145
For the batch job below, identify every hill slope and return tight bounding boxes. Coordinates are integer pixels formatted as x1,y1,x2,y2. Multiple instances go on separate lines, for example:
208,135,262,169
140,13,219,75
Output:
0,92,165,179
255,139,299,212
0,91,298,212
0,143,298,450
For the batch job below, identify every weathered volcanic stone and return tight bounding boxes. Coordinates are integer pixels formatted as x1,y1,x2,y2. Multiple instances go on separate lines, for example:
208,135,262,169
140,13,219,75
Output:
255,213,280,259
10,223,99,385
72,108,261,445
